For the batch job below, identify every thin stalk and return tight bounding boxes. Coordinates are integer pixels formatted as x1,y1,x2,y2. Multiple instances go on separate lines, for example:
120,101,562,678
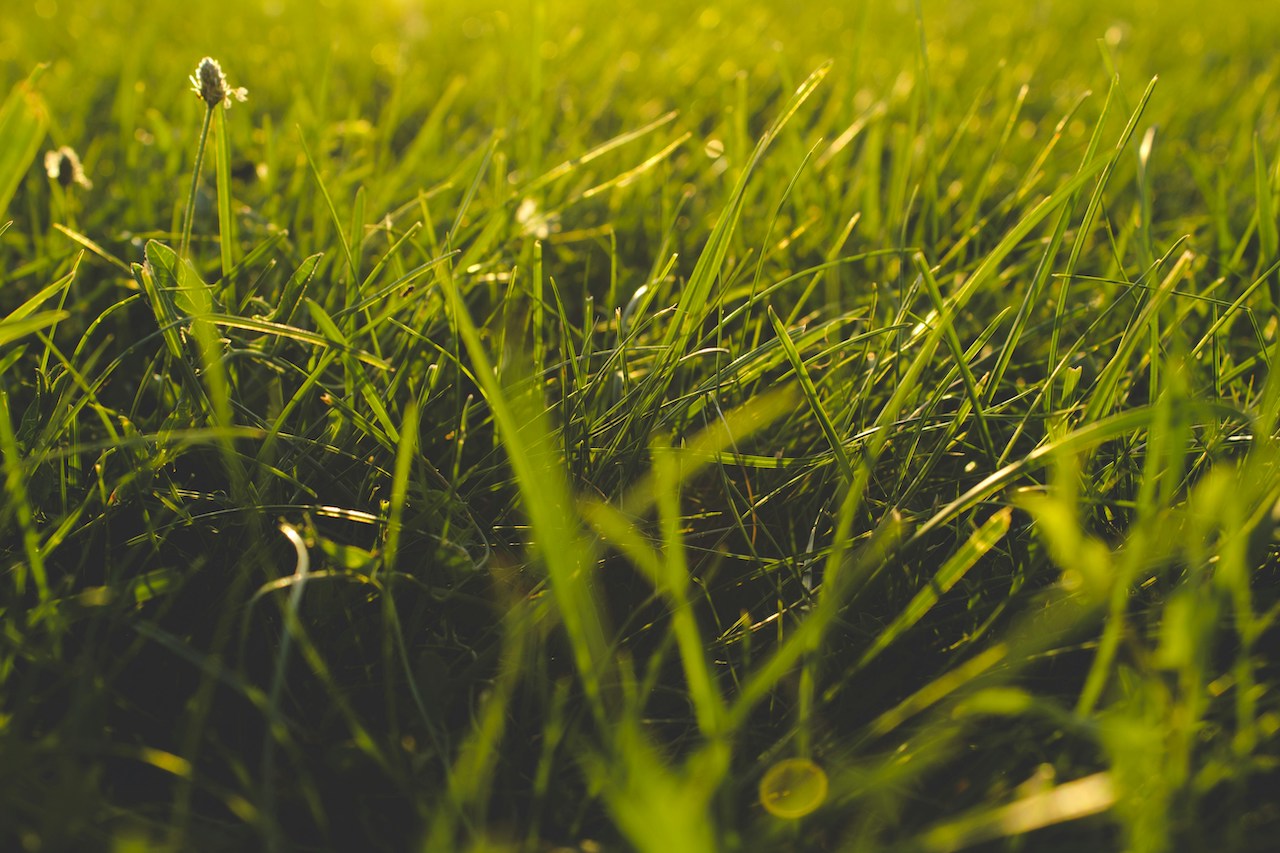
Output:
180,104,215,258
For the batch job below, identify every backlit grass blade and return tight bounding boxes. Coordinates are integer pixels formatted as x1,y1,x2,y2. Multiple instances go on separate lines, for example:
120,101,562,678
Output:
0,310,68,348
0,390,49,603
525,109,679,193
657,62,831,371
209,313,391,369
915,255,997,461
1048,75,1159,403
909,401,1249,548
914,772,1115,852
1254,134,1280,307
380,400,418,573
584,389,795,736
947,148,1111,313
299,132,357,286
855,508,1011,672
767,304,855,483
728,509,906,726
270,253,323,327
0,67,48,221
1082,249,1191,423
52,223,132,274
435,261,612,719
305,297,398,444
577,131,691,200
214,105,236,283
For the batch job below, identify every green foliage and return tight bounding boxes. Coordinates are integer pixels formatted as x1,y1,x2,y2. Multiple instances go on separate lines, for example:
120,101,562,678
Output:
0,68,48,221
2,1,1279,851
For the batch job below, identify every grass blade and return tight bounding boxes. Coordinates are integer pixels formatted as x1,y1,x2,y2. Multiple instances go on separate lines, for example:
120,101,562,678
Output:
0,67,48,220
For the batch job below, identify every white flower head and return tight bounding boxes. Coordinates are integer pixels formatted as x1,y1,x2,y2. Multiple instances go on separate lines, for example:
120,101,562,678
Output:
189,56,248,109
44,146,92,189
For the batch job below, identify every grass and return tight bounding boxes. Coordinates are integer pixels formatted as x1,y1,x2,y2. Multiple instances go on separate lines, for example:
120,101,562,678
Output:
2,0,1279,850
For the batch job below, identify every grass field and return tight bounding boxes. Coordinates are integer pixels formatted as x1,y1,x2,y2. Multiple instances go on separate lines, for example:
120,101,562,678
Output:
3,0,1280,850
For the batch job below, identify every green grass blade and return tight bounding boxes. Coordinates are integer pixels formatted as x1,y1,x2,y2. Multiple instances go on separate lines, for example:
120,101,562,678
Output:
0,389,50,604
0,67,48,220
299,132,357,286
214,106,236,283
209,312,391,370
658,62,831,369
915,255,997,460
435,261,612,719
767,304,855,482
1254,133,1279,307
856,507,1011,671
0,310,68,348
1082,248,1191,423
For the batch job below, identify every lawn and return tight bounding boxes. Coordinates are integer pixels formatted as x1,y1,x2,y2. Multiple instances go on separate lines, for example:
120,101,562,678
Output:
2,0,1279,850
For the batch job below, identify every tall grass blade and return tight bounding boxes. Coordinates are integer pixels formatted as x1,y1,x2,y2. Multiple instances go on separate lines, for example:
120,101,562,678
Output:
0,67,48,220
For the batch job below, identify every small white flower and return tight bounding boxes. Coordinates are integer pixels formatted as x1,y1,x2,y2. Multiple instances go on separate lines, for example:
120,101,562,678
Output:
189,56,248,110
44,146,92,189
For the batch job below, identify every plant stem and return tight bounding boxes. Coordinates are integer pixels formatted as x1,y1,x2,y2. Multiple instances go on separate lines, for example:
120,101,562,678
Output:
180,104,215,258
